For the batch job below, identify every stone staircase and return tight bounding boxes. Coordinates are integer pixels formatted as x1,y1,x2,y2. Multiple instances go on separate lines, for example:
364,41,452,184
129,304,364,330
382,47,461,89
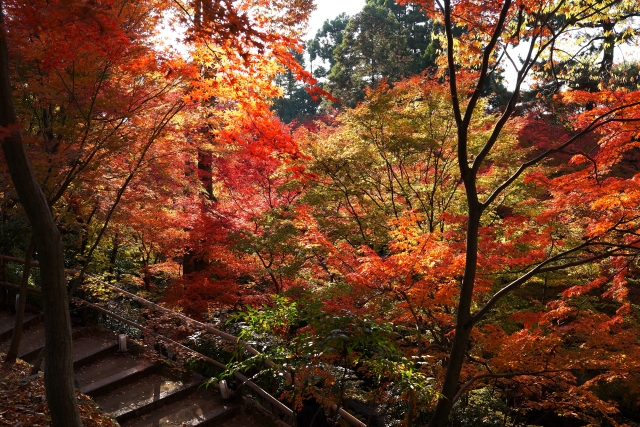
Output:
0,310,269,427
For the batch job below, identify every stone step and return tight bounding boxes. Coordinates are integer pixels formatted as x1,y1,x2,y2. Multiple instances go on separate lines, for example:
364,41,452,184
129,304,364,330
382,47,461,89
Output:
120,388,238,427
75,348,150,384
219,413,276,427
73,338,118,369
0,318,84,361
80,361,159,396
0,311,42,342
96,372,203,423
0,311,124,375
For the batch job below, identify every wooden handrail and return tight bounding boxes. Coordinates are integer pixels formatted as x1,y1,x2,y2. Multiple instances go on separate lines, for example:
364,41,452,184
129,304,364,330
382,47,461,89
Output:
0,254,367,427
84,275,367,427
76,298,294,419
0,280,42,294
87,278,270,361
0,255,40,266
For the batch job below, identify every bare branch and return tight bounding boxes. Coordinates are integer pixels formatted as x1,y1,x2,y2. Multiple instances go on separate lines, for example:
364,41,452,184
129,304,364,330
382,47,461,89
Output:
462,0,513,126
481,101,640,210
452,370,565,405
471,237,640,324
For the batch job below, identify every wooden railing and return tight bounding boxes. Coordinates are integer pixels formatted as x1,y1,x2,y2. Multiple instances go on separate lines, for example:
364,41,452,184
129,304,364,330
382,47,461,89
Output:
0,255,40,311
0,254,367,427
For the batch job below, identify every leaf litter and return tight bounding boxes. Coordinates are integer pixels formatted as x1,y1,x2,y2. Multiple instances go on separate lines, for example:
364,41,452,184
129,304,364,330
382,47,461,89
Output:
0,354,120,427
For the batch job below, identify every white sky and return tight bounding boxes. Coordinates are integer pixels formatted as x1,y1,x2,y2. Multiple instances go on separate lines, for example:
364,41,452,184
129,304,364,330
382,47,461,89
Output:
305,0,366,40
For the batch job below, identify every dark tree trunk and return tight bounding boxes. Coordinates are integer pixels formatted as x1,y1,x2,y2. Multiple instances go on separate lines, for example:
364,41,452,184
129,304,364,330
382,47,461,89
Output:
109,233,119,274
1,256,7,310
198,148,215,201
4,237,35,364
599,21,615,85
183,250,208,274
143,260,151,291
427,196,481,427
0,3,82,426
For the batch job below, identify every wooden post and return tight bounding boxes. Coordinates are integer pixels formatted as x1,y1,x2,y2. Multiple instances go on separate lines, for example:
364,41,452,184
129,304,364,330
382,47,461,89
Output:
236,346,244,413
1,256,7,311
80,287,88,326
270,376,278,416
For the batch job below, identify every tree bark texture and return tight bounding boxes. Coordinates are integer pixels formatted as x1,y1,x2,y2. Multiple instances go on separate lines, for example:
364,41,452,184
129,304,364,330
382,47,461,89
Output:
427,194,481,427
0,2,82,426
4,237,35,364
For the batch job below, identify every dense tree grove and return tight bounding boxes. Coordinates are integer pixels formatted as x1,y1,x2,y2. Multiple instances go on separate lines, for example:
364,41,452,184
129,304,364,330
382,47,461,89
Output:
2,0,640,426
307,0,437,110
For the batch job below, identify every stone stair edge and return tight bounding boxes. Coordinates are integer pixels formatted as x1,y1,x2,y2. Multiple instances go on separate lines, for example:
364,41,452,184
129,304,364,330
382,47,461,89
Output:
0,312,43,342
73,341,119,369
113,376,204,423
18,325,89,362
80,362,159,397
190,404,240,427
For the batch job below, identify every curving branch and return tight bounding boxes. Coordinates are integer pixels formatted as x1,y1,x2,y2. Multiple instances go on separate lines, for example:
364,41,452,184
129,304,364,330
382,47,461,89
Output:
452,370,566,405
481,102,640,211
472,237,640,324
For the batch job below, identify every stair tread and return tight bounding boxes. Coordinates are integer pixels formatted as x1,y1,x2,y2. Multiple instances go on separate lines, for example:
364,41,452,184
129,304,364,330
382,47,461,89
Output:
76,352,151,387
72,330,118,361
219,414,270,427
0,322,86,360
0,311,41,341
96,372,201,415
121,388,236,427
0,322,45,357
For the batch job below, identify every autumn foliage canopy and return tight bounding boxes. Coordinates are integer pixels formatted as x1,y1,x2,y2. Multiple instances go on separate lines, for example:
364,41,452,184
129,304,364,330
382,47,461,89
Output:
2,0,640,426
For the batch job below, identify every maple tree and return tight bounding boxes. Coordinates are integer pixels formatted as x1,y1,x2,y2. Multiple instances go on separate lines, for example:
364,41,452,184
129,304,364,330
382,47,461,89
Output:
2,0,640,425
190,0,640,424
283,74,525,423
155,33,640,427
154,0,331,313
0,0,188,389
0,0,83,423
384,0,640,424
0,1,318,426
161,100,311,316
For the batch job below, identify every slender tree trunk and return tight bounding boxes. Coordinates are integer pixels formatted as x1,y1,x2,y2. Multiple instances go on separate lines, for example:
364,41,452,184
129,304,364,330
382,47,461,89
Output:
428,187,481,427
599,21,615,85
198,148,215,201
1,256,7,310
109,233,119,274
4,237,35,364
143,262,151,291
0,3,82,426
30,346,45,375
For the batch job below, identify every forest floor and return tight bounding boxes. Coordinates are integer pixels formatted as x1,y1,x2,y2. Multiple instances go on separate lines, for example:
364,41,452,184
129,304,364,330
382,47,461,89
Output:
0,354,120,427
